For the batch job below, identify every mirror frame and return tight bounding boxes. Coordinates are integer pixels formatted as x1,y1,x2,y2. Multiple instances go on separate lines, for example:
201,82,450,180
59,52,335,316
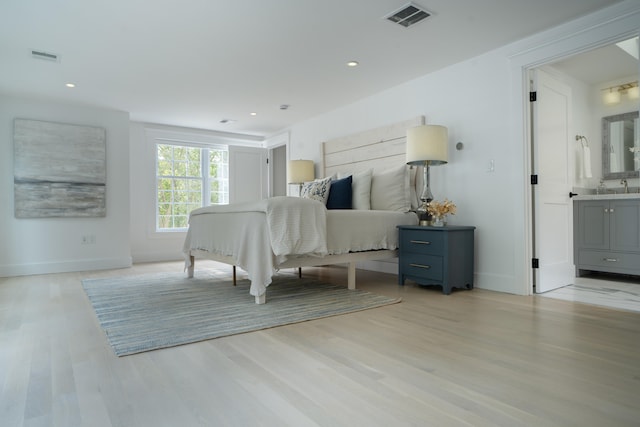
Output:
602,111,639,180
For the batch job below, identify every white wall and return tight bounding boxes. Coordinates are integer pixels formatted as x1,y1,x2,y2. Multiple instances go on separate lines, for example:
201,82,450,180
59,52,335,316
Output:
286,49,519,293
0,95,131,276
282,1,640,295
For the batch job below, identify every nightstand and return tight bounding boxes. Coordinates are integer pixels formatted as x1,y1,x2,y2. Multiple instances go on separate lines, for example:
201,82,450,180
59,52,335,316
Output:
397,225,475,294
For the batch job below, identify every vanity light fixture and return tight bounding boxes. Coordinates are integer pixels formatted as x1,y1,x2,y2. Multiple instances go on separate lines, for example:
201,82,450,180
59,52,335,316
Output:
602,81,638,105
603,87,621,105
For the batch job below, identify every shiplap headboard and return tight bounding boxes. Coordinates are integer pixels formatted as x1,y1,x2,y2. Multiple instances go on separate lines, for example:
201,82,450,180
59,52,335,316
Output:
321,116,425,177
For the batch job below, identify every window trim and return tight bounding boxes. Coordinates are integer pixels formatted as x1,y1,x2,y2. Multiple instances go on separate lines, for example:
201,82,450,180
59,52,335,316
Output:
155,142,228,232
145,126,264,236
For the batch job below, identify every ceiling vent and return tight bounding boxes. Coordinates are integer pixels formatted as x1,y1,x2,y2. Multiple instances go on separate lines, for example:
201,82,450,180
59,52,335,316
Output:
385,3,431,28
30,49,60,62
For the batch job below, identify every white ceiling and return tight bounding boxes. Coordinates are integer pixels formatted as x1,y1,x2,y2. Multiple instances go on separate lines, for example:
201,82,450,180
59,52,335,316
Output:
0,0,626,138
550,37,638,86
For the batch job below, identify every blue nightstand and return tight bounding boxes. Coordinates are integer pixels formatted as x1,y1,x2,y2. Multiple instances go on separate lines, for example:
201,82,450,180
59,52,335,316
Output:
397,225,475,294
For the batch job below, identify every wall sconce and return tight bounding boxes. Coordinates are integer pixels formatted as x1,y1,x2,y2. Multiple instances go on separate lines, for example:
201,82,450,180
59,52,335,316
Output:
406,125,449,225
602,81,638,105
287,159,314,195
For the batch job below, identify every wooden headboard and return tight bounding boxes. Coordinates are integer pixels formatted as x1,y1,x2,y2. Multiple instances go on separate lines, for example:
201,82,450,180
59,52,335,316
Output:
321,116,425,177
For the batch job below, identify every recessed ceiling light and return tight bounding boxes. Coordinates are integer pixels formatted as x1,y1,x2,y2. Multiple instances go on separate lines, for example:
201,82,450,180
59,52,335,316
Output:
65,83,75,88
347,61,359,67
250,112,257,116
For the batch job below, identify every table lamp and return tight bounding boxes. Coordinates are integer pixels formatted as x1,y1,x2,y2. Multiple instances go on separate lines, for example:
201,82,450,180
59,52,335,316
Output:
287,160,314,195
406,125,449,225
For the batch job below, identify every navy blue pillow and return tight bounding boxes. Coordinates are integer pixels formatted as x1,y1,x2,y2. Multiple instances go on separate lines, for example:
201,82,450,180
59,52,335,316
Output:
326,175,352,209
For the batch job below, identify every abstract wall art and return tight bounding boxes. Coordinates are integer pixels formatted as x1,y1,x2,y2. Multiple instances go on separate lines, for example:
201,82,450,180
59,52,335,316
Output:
14,119,107,218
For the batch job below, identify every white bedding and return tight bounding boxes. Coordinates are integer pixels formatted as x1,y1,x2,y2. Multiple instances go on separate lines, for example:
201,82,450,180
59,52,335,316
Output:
183,196,418,297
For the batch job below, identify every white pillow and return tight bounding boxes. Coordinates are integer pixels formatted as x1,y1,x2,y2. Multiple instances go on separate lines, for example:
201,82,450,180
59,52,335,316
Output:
370,165,411,212
300,176,331,204
338,169,372,210
409,166,419,210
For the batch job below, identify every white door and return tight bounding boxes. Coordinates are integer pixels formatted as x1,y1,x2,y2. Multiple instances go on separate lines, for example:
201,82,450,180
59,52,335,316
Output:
532,69,575,293
269,145,287,197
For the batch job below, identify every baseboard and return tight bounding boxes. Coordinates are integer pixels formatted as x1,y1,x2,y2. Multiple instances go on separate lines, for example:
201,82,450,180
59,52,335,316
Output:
0,256,133,277
474,272,523,295
131,251,184,264
357,259,399,275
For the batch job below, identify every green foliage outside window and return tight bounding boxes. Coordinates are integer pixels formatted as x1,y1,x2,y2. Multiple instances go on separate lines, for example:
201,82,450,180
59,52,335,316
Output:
156,143,228,230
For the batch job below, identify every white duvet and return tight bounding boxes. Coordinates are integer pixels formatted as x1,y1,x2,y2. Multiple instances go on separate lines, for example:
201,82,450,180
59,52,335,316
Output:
183,196,417,297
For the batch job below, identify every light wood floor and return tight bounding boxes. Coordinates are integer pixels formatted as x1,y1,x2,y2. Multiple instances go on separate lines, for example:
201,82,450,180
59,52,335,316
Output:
1,261,639,427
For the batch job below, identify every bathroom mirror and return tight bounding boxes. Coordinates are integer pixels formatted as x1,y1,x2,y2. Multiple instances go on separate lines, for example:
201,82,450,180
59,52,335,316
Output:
602,111,639,180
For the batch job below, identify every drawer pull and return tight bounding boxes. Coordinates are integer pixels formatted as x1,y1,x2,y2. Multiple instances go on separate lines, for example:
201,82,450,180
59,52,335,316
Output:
410,263,431,269
410,240,431,245
603,258,618,262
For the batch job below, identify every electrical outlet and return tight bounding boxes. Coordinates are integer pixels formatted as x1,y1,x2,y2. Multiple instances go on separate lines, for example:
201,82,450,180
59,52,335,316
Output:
81,234,96,244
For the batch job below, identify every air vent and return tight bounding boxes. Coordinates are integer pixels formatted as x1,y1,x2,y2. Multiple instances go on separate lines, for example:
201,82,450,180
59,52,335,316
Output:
30,49,60,62
385,3,431,28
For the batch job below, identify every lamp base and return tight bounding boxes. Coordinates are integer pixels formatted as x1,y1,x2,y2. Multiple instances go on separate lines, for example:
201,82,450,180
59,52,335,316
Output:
416,199,432,226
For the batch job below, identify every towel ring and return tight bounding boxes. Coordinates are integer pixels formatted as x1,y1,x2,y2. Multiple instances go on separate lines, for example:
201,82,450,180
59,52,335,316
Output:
575,135,589,147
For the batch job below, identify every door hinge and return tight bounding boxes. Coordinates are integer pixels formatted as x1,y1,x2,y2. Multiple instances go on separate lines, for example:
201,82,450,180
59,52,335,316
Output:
530,91,537,102
266,158,269,164
532,258,539,269
531,174,538,185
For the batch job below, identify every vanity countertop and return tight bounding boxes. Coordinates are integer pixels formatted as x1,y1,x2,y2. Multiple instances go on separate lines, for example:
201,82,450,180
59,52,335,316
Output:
573,193,640,201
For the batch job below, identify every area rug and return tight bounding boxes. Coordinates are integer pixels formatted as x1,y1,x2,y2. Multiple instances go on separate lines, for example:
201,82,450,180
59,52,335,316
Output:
82,271,401,356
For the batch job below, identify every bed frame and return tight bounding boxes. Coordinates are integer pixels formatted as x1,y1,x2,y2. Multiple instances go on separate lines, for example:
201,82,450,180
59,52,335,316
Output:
187,115,425,304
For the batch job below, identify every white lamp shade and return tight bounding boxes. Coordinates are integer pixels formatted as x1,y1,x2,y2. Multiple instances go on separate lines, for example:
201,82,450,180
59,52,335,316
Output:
288,160,314,184
406,125,449,165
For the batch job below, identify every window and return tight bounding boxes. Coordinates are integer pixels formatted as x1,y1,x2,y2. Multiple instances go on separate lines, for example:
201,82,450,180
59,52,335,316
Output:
156,142,228,231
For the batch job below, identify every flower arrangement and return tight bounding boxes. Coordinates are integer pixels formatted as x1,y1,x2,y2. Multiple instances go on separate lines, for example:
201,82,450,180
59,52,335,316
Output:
428,199,457,219
630,146,640,159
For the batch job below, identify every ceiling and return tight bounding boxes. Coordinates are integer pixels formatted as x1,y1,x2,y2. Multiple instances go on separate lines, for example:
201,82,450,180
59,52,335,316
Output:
0,0,626,138
551,37,639,85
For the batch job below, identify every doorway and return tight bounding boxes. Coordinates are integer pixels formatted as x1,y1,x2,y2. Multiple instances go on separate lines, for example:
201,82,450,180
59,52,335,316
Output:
269,144,287,197
529,36,640,303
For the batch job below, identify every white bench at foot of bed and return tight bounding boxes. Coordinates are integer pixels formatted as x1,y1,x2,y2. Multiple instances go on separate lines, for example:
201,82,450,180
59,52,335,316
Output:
187,249,398,304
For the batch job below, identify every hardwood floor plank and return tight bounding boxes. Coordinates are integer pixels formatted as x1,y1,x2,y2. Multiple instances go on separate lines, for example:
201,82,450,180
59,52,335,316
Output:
1,261,639,426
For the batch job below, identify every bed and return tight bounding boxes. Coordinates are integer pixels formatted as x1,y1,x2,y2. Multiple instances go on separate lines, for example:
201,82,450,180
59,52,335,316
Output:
183,116,425,303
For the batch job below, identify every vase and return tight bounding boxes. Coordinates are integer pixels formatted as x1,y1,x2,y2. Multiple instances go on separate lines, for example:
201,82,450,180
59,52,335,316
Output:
432,216,446,227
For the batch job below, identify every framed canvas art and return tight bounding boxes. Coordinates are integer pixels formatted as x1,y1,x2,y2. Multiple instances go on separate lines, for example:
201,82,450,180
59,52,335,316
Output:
14,119,107,218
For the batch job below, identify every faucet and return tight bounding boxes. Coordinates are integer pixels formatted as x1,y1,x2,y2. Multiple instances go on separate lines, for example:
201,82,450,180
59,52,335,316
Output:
621,179,628,193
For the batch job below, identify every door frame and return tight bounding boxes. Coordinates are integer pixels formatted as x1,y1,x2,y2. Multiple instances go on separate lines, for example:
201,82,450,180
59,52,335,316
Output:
507,4,639,295
265,131,290,197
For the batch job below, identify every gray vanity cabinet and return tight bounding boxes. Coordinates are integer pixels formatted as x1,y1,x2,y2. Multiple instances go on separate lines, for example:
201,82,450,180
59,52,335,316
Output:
573,199,640,276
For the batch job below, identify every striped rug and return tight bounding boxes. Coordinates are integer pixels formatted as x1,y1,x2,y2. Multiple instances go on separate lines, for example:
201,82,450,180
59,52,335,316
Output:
82,271,401,356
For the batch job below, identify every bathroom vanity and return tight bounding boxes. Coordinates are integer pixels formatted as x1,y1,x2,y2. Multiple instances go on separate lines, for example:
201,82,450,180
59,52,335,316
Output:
573,194,640,277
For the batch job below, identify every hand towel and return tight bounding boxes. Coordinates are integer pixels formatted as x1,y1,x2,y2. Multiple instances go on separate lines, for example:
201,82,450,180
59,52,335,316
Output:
582,145,593,178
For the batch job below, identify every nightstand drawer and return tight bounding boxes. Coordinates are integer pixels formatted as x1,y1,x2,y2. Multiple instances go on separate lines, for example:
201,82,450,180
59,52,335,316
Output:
400,231,443,255
400,253,443,281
